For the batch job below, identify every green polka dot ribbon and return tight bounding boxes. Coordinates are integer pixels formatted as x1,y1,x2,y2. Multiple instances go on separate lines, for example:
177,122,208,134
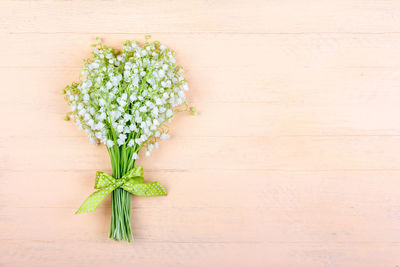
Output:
76,166,167,214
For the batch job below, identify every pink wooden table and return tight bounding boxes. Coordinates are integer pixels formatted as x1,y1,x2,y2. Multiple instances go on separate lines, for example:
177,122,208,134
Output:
1,1,400,266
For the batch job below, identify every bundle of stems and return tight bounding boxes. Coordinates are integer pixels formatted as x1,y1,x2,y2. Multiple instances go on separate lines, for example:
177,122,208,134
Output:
108,142,138,241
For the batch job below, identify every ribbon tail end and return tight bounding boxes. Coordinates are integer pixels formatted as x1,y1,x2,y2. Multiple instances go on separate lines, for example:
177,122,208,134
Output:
75,209,85,214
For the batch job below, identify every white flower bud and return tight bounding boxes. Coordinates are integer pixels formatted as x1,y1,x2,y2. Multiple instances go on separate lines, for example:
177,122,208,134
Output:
106,140,114,147
128,140,135,147
116,125,124,133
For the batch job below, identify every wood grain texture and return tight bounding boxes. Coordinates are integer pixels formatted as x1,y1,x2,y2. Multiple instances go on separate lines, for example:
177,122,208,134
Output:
1,1,400,266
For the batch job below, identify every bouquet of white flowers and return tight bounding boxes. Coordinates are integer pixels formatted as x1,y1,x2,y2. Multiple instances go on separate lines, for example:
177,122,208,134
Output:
62,36,195,242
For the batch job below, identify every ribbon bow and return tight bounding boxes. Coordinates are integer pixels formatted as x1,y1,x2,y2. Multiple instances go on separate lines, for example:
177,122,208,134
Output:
76,166,167,214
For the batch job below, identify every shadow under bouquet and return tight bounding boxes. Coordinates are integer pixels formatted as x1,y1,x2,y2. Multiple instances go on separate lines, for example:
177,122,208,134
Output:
62,37,195,242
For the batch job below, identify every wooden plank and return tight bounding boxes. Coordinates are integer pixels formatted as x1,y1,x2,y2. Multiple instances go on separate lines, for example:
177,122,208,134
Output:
1,169,400,211
4,99,400,138
2,33,400,69
2,241,399,267
1,0,400,34
1,204,400,243
2,66,400,106
2,136,400,171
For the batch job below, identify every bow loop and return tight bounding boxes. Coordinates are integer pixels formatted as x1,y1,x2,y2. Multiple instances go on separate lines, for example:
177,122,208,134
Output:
94,171,116,189
76,166,167,214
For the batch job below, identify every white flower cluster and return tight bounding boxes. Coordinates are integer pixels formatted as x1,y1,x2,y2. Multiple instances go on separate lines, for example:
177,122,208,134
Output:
63,38,193,158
